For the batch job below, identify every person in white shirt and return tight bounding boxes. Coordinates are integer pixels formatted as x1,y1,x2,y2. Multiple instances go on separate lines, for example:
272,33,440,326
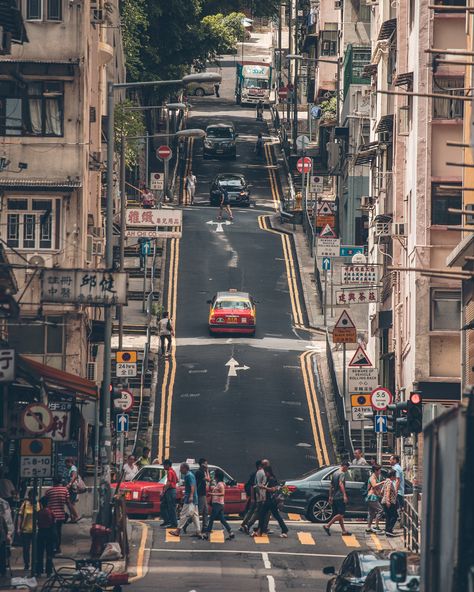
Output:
185,171,197,205
158,311,174,356
123,455,139,481
352,448,369,466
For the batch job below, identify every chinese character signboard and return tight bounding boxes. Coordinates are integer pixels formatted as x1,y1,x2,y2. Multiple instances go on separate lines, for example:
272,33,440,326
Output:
335,289,379,305
125,208,182,238
47,401,72,441
342,265,378,285
317,237,341,258
42,270,128,306
0,349,15,383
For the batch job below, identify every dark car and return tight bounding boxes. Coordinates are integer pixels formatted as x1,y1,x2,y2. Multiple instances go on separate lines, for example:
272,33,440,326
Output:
203,123,237,158
210,173,250,207
283,464,413,523
323,551,390,592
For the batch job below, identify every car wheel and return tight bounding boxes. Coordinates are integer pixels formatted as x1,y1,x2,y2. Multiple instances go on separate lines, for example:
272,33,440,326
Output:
195,88,205,97
307,497,333,523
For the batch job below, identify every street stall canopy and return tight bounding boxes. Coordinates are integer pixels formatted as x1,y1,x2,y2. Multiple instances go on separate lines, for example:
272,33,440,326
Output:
17,356,98,399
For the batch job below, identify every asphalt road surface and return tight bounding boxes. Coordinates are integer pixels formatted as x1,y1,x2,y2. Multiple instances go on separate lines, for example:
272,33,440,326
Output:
152,52,334,481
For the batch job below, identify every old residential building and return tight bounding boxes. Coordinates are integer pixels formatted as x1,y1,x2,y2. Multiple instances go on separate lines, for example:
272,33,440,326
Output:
0,0,125,375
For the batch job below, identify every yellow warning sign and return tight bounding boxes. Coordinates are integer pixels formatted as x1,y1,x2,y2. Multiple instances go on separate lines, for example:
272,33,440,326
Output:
333,310,357,344
116,351,137,363
351,394,371,408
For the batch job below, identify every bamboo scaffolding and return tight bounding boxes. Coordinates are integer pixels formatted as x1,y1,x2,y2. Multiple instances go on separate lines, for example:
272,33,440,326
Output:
446,162,474,168
428,5,474,10
426,48,474,56
420,272,467,281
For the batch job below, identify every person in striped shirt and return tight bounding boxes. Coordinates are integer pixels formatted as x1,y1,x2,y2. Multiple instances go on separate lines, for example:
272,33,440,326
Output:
45,477,74,554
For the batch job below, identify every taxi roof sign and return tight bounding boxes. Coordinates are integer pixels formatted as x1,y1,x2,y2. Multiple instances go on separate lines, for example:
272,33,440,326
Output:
116,351,137,363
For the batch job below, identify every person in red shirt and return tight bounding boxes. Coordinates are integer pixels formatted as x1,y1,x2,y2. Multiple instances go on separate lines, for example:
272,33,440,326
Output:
45,477,73,554
160,459,178,528
35,497,55,577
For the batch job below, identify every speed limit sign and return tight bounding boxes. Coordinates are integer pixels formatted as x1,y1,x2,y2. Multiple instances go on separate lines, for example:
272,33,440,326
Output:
370,387,393,411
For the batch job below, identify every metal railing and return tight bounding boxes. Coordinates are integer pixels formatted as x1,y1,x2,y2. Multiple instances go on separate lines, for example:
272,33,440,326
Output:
325,329,353,457
402,494,422,553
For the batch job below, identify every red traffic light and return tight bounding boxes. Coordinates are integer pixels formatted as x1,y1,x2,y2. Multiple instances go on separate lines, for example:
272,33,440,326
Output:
410,392,422,405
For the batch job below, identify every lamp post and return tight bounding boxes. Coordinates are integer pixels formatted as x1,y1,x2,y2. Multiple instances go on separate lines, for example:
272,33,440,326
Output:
97,73,220,523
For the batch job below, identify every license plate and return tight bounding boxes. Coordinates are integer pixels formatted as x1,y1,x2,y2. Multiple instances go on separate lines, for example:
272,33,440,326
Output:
227,317,238,323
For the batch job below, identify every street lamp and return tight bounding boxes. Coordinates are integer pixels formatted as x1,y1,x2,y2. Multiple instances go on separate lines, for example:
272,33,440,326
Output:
97,72,221,523
286,54,340,151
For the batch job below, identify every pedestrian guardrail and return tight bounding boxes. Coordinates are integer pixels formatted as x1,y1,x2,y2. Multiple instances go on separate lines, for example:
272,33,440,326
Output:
402,494,422,553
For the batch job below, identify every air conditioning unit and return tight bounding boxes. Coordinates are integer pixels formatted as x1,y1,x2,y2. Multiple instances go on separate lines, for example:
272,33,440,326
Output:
360,196,374,209
334,0,343,8
392,222,407,236
86,362,97,382
374,221,391,237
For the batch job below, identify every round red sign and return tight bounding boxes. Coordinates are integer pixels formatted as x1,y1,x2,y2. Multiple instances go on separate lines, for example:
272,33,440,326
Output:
296,156,312,174
156,145,172,161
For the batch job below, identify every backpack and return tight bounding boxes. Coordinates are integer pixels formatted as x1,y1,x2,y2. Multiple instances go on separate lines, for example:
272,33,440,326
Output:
244,472,256,497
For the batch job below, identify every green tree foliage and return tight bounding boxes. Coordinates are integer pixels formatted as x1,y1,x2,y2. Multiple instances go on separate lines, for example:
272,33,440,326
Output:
119,0,149,81
114,100,146,169
201,12,245,58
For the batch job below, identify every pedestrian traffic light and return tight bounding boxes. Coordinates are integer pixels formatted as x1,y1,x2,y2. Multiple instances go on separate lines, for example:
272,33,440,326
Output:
407,390,423,434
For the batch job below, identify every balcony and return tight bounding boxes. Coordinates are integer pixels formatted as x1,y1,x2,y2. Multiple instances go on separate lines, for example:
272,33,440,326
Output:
343,44,372,98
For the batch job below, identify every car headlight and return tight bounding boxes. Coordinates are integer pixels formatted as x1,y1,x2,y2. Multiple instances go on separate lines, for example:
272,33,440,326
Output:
204,140,212,148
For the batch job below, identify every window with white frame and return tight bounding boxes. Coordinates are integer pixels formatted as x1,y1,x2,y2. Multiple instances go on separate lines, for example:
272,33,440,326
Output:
26,0,62,21
6,197,60,250
431,289,461,331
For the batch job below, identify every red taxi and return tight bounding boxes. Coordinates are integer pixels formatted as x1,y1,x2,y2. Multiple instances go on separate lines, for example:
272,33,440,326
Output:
119,463,247,517
208,290,256,335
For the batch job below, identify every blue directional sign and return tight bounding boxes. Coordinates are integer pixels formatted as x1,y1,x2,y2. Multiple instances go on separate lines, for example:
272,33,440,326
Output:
340,246,365,257
322,257,331,271
116,413,129,433
140,240,152,256
375,415,388,433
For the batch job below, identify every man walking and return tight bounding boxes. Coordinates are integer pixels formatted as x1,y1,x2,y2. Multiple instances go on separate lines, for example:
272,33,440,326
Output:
218,186,233,221
185,171,197,205
123,455,138,481
160,459,178,528
323,461,351,536
352,448,368,466
241,459,269,534
158,311,174,357
45,477,74,554
169,463,202,538
184,458,209,533
389,455,405,512
240,460,261,533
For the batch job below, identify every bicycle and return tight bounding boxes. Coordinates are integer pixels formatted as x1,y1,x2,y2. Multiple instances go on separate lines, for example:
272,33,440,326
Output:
39,558,128,592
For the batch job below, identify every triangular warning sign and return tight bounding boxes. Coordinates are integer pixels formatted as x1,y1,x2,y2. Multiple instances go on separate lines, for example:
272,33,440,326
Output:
334,310,356,330
319,224,337,238
349,345,373,367
317,202,333,216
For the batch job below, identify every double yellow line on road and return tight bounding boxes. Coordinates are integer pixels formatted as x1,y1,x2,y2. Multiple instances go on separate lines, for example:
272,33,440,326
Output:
260,141,330,467
156,138,194,461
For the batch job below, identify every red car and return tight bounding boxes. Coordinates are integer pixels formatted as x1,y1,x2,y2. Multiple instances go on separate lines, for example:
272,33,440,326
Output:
119,463,248,517
208,290,256,335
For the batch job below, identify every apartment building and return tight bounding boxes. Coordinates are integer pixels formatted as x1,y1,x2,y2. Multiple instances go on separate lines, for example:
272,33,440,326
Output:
0,0,125,375
365,0,465,413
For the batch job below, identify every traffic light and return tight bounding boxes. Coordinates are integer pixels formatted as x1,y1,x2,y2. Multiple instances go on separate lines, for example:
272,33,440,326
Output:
387,401,409,438
407,390,423,434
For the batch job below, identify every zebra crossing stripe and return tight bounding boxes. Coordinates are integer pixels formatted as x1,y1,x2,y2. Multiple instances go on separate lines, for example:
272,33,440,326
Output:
297,532,315,545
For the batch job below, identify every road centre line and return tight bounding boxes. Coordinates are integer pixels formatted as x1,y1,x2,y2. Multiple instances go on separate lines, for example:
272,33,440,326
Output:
144,548,346,559
267,575,276,592
262,552,272,569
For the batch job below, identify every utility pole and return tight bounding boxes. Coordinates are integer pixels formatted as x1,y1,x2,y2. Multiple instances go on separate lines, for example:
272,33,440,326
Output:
277,3,283,91
292,0,299,152
163,107,170,204
118,136,126,351
287,0,293,124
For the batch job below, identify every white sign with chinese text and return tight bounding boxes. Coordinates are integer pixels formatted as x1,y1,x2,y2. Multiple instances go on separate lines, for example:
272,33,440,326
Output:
335,289,379,305
124,230,181,239
47,401,72,442
341,265,378,285
149,172,164,190
42,270,128,306
0,349,15,383
316,237,341,258
126,209,182,227
116,362,137,378
348,367,379,393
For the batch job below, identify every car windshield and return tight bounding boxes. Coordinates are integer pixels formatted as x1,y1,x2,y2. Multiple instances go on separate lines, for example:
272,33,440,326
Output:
244,78,269,89
134,467,166,482
360,558,390,577
215,299,251,310
207,127,233,138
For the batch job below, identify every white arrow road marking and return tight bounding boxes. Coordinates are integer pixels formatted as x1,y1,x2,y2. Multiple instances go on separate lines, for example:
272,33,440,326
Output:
225,357,250,377
207,220,232,233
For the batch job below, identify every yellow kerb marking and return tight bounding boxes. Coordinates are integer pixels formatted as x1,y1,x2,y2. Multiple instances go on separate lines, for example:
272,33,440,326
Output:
210,530,225,543
288,513,302,521
370,533,383,551
297,532,315,545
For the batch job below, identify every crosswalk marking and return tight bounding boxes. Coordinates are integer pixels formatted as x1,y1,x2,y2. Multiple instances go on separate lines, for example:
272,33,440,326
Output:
253,535,270,544
165,529,180,543
210,530,225,543
297,532,315,545
370,533,383,551
341,535,361,548
288,513,302,521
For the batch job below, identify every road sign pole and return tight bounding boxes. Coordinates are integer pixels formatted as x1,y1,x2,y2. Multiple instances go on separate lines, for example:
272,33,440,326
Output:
163,109,170,205
324,269,328,326
377,432,382,465
142,252,148,312
119,431,125,472
330,268,334,318
342,343,347,402
361,419,365,454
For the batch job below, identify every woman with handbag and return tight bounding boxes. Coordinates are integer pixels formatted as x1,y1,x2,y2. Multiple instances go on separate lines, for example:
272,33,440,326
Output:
18,490,38,571
65,458,83,523
252,466,289,538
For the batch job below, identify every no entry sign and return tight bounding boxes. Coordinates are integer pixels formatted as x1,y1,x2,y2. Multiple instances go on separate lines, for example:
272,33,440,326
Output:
156,145,172,161
296,156,312,174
